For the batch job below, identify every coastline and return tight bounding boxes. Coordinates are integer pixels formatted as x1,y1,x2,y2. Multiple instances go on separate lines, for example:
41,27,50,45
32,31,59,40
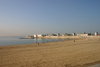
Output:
0,38,100,67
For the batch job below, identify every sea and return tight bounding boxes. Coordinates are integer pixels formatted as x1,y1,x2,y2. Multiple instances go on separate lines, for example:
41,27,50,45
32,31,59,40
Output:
0,36,68,46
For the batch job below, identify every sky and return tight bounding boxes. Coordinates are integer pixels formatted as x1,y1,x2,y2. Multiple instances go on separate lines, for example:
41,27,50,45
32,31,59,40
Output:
0,0,100,36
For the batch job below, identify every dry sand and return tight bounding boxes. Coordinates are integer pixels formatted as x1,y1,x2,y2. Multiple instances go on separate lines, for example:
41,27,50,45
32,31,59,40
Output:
0,38,100,67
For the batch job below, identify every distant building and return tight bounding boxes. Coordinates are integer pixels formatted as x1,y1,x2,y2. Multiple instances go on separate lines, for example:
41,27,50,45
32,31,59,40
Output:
83,32,86,34
37,34,42,37
77,32,91,37
67,34,72,36
72,33,75,36
34,34,46,37
64,33,67,36
62,33,67,36
95,32,98,36
37,34,46,37
34,35,37,38
87,33,91,35
51,34,57,36
81,33,88,36
57,33,60,36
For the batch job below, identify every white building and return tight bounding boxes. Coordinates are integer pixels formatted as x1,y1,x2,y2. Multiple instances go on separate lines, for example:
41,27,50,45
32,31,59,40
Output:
77,33,88,37
95,32,98,36
62,33,67,36
72,33,75,36
37,34,46,37
81,34,88,36
34,35,37,38
57,33,60,36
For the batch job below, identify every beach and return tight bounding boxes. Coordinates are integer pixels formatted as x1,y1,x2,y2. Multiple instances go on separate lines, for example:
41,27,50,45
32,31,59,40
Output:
0,38,100,67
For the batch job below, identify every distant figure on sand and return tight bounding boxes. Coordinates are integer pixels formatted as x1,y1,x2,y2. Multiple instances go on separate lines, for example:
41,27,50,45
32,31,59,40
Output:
74,40,75,42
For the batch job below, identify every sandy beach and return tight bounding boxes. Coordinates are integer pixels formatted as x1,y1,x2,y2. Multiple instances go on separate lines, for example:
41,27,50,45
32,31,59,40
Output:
0,38,100,67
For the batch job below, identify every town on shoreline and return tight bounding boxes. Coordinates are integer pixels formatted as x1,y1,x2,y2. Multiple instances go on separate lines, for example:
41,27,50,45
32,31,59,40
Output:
24,32,99,39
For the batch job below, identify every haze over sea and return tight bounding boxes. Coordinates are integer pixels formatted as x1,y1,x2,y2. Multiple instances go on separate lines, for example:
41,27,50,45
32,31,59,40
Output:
0,36,66,46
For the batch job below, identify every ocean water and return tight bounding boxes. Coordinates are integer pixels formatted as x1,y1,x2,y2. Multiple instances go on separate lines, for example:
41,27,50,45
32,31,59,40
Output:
0,36,68,46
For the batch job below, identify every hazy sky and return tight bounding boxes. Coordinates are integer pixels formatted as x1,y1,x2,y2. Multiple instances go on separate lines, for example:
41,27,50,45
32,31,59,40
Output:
0,0,100,36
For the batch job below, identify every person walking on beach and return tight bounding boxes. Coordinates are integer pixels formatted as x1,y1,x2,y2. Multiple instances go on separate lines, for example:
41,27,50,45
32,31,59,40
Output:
74,40,75,42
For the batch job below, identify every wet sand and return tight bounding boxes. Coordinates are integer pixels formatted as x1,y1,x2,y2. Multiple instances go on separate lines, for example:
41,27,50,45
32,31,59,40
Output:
0,38,100,67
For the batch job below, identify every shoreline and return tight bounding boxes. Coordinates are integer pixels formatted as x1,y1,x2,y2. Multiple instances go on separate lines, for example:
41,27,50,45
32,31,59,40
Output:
0,38,73,47
0,38,100,67
0,38,76,47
